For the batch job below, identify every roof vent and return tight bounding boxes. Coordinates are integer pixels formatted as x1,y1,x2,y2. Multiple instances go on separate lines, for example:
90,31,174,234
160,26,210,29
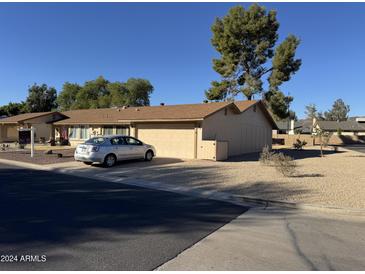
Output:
160,102,165,106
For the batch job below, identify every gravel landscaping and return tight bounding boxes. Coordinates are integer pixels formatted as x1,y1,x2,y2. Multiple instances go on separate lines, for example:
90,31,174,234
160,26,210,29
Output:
0,148,75,165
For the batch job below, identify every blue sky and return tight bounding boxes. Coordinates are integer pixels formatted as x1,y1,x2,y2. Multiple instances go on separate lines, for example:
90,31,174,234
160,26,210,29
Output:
0,2,364,118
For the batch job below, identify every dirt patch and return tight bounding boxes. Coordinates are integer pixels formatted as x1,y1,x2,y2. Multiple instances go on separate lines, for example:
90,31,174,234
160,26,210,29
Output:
0,149,75,165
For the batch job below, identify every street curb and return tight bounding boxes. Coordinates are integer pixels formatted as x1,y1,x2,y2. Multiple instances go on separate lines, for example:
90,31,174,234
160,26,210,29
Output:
232,195,365,216
1,157,365,216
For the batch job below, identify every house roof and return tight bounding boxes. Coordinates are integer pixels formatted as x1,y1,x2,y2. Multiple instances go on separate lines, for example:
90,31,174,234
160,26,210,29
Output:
54,100,265,125
1,100,276,128
276,118,313,133
316,120,365,132
0,111,56,124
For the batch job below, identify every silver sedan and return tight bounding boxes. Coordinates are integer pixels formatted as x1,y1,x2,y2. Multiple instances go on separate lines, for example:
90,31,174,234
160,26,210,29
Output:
74,135,156,167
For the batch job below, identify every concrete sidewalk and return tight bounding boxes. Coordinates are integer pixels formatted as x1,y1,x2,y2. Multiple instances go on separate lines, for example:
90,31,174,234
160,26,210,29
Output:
158,207,365,271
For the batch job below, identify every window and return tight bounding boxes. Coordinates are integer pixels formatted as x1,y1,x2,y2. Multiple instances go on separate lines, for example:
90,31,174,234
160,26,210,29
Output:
124,137,142,146
69,126,77,139
103,126,114,135
80,126,89,140
116,126,129,135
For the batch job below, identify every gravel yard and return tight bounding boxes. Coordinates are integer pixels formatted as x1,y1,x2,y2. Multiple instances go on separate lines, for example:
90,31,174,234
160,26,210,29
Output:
0,148,75,165
109,146,365,209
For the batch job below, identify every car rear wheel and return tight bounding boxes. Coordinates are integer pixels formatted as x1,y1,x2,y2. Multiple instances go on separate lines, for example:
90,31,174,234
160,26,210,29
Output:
145,150,154,161
104,154,116,167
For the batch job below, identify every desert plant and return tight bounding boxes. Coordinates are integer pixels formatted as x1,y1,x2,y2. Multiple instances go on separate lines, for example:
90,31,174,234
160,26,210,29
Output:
293,139,307,150
272,153,296,177
259,145,275,165
314,128,333,157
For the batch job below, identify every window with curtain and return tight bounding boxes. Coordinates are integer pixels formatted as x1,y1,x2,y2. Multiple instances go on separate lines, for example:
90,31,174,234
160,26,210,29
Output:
103,126,114,135
116,126,129,136
80,126,89,140
69,126,77,139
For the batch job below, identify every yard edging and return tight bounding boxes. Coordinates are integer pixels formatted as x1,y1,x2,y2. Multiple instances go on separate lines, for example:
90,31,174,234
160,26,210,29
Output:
1,157,365,216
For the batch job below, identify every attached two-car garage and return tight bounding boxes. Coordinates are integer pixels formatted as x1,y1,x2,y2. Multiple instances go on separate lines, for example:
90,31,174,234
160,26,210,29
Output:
136,123,197,159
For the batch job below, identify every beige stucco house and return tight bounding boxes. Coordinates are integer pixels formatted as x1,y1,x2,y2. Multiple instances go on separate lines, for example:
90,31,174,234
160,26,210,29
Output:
0,112,66,143
1,100,277,160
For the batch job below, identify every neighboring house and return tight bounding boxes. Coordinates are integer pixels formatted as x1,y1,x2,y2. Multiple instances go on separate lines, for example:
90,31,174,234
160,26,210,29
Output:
0,112,67,143
0,100,277,160
273,118,313,135
313,120,365,136
312,119,365,145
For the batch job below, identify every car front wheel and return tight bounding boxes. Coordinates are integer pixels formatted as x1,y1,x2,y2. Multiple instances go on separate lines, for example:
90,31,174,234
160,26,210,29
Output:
104,154,116,167
145,150,154,161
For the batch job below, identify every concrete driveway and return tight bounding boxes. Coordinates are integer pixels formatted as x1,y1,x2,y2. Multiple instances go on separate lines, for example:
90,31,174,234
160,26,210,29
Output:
0,163,246,271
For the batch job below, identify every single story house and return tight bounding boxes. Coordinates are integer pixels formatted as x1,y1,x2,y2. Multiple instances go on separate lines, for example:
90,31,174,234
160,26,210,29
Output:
313,120,365,136
273,119,313,135
0,112,67,143
1,100,277,160
312,119,365,145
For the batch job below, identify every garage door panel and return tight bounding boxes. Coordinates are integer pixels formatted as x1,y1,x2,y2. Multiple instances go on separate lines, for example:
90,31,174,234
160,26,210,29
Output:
137,124,195,159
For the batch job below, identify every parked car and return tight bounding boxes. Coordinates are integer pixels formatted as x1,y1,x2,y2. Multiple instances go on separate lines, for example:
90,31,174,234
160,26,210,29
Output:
74,135,156,167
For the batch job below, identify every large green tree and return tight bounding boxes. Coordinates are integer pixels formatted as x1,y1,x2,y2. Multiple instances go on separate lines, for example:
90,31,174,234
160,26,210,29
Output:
324,99,350,121
57,76,154,111
123,78,153,106
0,102,27,116
56,82,82,111
26,84,57,112
206,4,301,119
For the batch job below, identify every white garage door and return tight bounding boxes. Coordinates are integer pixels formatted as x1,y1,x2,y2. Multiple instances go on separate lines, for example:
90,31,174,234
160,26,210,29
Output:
137,123,196,159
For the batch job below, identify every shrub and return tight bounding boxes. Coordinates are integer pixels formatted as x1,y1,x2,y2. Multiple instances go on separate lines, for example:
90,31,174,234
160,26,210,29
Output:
293,139,307,150
259,145,274,165
272,153,296,177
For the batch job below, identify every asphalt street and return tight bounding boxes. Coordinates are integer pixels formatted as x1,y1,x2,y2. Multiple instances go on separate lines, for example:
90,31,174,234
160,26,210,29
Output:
0,163,247,271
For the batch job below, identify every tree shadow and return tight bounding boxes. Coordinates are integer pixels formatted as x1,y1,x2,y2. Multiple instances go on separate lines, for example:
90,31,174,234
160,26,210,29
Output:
291,173,324,178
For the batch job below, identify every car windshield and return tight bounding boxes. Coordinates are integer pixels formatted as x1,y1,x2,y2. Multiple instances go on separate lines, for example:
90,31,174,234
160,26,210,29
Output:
85,137,106,145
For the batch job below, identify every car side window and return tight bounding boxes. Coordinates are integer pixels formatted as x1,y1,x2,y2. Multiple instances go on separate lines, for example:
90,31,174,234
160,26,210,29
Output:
124,137,142,146
117,137,126,145
110,138,119,146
